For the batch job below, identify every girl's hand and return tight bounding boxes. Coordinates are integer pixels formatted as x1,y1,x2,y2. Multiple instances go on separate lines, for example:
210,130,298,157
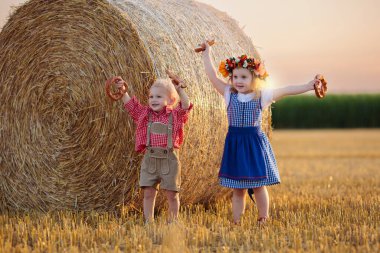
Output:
313,74,327,98
307,76,323,89
195,39,215,53
202,40,210,54
307,78,319,89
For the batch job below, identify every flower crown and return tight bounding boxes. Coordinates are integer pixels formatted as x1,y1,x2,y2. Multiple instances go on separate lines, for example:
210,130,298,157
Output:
218,55,268,79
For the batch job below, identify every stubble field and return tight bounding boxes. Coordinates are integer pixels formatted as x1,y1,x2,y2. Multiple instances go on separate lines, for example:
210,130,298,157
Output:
1,129,379,252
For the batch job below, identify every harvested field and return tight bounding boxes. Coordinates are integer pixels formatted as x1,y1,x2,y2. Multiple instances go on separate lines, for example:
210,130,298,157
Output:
1,130,378,252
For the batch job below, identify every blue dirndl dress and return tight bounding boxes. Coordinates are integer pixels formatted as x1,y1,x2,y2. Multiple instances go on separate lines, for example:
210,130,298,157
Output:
219,91,280,189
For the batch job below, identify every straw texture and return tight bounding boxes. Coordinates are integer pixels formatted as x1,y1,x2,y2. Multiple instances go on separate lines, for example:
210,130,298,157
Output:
0,0,272,211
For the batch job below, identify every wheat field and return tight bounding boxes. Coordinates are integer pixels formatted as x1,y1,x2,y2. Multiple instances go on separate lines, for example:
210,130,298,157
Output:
1,129,379,252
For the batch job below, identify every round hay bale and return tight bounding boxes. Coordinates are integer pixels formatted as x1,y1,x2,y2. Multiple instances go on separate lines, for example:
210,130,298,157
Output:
0,0,272,211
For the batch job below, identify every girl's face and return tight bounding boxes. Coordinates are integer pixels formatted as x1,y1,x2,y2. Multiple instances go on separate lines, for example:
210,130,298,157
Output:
148,86,173,112
232,68,254,94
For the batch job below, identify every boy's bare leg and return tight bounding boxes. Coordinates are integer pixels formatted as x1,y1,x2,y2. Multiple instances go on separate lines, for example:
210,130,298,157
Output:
232,189,246,224
143,187,158,222
165,190,180,223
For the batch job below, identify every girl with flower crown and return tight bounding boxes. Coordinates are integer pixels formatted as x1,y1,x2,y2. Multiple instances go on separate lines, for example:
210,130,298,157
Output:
199,40,325,225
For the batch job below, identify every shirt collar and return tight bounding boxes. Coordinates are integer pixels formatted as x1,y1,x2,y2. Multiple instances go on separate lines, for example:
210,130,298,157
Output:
149,106,173,115
237,92,255,102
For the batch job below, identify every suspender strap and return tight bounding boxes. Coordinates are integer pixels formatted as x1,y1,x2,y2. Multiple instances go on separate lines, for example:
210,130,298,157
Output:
146,113,153,148
167,113,173,150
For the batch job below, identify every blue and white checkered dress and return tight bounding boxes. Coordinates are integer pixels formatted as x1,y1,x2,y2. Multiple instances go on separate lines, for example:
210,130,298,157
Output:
219,89,280,189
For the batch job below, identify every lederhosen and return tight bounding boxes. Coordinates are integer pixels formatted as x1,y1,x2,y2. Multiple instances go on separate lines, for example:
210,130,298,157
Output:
139,112,181,191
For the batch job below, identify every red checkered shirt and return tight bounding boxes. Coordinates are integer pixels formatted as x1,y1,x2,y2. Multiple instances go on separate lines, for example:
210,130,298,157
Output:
124,96,193,153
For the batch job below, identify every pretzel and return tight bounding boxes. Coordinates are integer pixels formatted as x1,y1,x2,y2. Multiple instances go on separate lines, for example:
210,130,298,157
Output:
314,74,327,99
105,76,128,101
194,39,215,53
166,69,187,88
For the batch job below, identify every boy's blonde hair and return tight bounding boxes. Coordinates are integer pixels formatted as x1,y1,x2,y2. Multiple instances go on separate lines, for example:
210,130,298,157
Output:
150,78,179,106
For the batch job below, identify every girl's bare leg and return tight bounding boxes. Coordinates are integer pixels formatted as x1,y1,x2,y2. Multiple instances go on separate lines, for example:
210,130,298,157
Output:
254,186,269,220
232,189,246,223
143,187,158,222
165,190,180,223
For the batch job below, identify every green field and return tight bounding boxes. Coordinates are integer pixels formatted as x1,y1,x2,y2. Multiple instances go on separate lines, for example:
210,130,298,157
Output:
272,94,380,128
0,130,379,252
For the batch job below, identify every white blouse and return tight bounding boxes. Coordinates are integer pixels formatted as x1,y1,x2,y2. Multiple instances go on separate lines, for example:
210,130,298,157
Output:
224,86,275,109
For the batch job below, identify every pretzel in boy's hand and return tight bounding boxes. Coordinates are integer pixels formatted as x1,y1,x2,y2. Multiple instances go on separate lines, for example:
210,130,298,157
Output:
194,39,215,53
314,74,327,99
105,76,128,101
166,69,187,89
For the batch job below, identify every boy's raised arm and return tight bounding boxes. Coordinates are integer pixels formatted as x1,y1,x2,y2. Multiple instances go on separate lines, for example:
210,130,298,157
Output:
177,87,190,109
121,91,131,105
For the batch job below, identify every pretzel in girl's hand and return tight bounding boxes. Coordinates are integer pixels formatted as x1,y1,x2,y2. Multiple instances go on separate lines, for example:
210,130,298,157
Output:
105,76,128,101
314,74,328,99
194,39,215,53
166,69,187,89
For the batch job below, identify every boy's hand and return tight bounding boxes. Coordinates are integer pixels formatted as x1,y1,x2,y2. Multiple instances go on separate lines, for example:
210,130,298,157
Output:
105,76,128,101
166,69,187,89
115,77,127,92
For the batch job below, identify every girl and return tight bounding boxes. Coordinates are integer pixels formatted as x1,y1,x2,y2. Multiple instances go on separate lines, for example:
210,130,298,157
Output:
116,72,192,223
200,41,324,225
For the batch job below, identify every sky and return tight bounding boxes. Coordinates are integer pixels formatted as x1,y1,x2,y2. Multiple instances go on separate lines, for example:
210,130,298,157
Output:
1,0,380,93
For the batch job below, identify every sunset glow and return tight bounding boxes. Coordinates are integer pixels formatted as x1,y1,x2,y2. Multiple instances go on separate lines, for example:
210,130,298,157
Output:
1,0,379,93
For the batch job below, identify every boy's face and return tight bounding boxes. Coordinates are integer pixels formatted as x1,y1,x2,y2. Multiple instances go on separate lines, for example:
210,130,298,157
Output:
232,68,254,94
148,86,172,112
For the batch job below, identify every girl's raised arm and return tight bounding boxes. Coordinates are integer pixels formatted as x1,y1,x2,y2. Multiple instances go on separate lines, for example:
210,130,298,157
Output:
272,79,318,102
201,42,228,95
